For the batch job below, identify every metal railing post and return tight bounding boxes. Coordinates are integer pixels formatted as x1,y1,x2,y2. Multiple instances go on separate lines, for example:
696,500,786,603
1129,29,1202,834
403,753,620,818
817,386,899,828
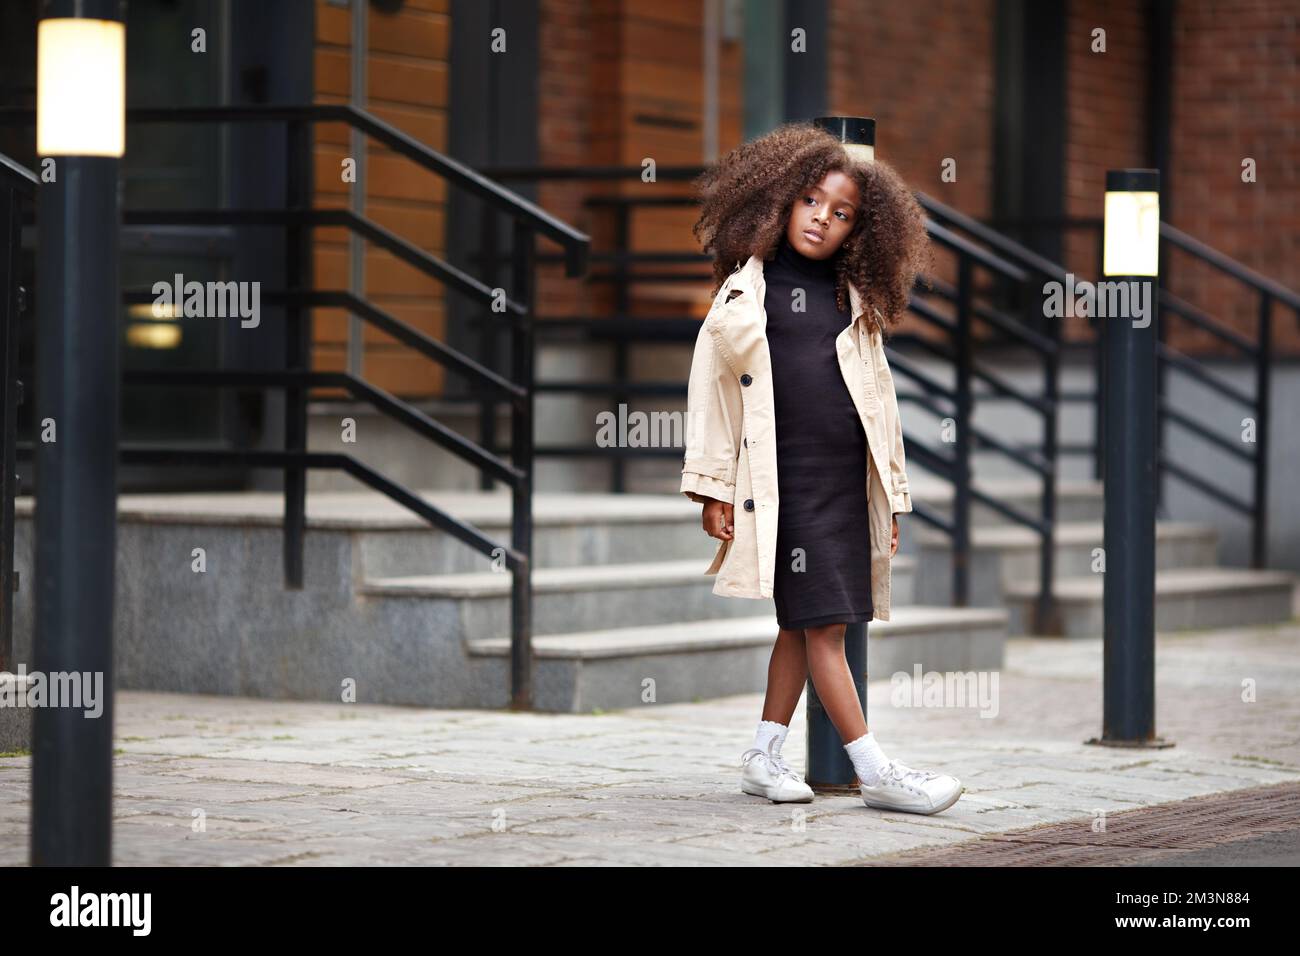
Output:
1093,223,1106,481
1154,273,1169,520
283,119,312,588
1036,277,1058,633
0,176,27,674
478,208,500,491
611,204,630,493
952,256,973,606
1252,292,1272,568
509,218,535,710
347,0,367,379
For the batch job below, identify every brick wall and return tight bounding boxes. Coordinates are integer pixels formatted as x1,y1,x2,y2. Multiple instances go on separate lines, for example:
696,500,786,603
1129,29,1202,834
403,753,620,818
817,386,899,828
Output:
1062,0,1149,346
830,0,996,220
304,0,1296,395
536,0,600,321
829,0,997,320
540,0,745,320
1166,0,1299,354
313,0,450,398
1062,0,1297,353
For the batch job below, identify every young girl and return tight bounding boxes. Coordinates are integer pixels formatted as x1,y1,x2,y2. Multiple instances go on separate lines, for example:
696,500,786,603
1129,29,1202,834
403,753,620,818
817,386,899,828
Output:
682,122,962,815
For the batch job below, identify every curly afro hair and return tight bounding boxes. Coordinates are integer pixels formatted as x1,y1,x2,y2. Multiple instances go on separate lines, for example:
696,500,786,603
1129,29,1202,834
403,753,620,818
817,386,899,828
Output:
691,121,932,338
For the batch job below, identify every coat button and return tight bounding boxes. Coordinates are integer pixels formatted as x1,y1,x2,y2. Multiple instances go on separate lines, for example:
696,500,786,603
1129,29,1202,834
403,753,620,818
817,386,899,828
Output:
743,437,747,447
740,373,752,385
743,498,754,511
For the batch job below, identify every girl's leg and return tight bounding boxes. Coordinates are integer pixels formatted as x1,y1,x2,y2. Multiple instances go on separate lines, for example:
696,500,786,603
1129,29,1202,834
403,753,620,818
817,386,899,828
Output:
803,624,964,814
803,622,867,743
740,627,816,803
760,627,808,725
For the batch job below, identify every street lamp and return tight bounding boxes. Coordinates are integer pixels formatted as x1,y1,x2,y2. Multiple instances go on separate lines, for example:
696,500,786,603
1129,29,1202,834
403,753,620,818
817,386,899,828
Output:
814,115,875,164
1088,168,1172,750
805,115,875,794
31,0,125,867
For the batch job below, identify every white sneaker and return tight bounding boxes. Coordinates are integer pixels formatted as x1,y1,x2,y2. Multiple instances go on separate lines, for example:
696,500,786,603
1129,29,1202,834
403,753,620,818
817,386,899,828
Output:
740,739,814,803
858,759,962,815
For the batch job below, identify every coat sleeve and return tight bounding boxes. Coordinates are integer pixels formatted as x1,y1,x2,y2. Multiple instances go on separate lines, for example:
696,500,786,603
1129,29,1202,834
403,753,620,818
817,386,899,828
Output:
890,407,913,514
680,316,743,505
880,346,913,515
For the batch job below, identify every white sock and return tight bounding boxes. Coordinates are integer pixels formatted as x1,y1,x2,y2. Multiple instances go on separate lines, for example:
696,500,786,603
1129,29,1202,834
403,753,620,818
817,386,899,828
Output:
845,731,890,786
753,719,789,755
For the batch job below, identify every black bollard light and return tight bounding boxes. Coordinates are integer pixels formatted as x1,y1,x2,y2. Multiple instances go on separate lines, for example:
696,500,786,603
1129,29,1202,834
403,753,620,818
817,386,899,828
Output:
30,0,125,865
1086,169,1173,750
805,115,875,794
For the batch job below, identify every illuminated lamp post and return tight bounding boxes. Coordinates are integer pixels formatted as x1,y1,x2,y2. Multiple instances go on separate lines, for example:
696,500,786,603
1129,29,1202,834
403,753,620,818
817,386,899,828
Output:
31,0,125,865
1086,169,1172,750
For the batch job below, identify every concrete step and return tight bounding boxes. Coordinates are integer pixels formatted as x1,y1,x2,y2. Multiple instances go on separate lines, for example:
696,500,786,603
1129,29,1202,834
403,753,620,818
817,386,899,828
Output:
362,560,775,638
907,476,1104,526
360,494,927,577
358,492,712,576
0,674,32,752
354,482,1049,575
1002,565,1297,637
13,488,755,576
465,606,1009,712
360,555,915,638
913,520,1219,605
7,495,919,711
363,504,923,577
15,487,1018,582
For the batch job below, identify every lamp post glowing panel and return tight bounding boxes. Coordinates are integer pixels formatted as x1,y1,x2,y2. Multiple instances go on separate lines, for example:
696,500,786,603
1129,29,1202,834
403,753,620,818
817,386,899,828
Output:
31,1,125,867
1103,173,1160,279
1090,169,1173,750
815,114,875,165
36,17,125,158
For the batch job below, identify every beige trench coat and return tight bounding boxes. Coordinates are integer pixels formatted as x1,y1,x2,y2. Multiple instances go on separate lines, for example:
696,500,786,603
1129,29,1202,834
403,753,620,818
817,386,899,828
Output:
678,253,914,620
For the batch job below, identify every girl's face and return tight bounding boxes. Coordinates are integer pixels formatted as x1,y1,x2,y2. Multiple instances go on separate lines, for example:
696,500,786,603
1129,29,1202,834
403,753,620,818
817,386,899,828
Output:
785,170,860,260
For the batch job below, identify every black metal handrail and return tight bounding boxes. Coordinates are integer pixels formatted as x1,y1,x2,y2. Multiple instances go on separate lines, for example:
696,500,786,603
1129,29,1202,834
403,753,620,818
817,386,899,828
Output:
954,209,1300,567
1155,221,1299,567
0,151,36,675
918,196,1107,474
0,106,590,708
892,220,1059,630
1160,221,1300,313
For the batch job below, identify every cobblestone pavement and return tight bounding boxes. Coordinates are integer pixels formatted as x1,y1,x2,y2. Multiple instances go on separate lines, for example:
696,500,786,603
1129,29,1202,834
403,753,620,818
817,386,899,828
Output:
1,622,1297,866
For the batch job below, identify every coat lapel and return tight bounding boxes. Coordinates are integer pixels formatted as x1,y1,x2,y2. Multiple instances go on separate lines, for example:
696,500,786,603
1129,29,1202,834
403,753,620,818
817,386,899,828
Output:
709,253,879,424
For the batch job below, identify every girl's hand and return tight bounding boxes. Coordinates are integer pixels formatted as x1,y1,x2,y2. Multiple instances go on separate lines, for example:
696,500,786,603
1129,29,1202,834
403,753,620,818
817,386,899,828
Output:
890,513,900,557
703,500,734,540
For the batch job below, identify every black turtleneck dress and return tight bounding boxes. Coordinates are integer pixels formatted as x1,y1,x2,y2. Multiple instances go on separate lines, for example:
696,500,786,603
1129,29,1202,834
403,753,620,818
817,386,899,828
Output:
764,234,873,628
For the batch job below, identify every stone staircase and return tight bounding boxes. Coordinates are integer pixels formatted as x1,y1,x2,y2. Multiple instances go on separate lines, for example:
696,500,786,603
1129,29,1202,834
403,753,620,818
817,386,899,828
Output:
11,475,1291,715
10,487,1008,714
911,478,1297,637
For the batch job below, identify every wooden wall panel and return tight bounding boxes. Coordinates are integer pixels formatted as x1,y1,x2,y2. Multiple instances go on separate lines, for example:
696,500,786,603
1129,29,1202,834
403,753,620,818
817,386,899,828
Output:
311,0,450,399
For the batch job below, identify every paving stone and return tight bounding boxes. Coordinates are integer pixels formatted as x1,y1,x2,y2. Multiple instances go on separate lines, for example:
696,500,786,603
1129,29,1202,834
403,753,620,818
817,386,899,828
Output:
2,621,1298,864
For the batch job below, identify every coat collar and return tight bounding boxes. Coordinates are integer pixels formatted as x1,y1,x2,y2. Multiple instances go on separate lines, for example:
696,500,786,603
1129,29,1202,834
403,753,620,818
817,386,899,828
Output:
709,252,875,363
730,252,870,320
